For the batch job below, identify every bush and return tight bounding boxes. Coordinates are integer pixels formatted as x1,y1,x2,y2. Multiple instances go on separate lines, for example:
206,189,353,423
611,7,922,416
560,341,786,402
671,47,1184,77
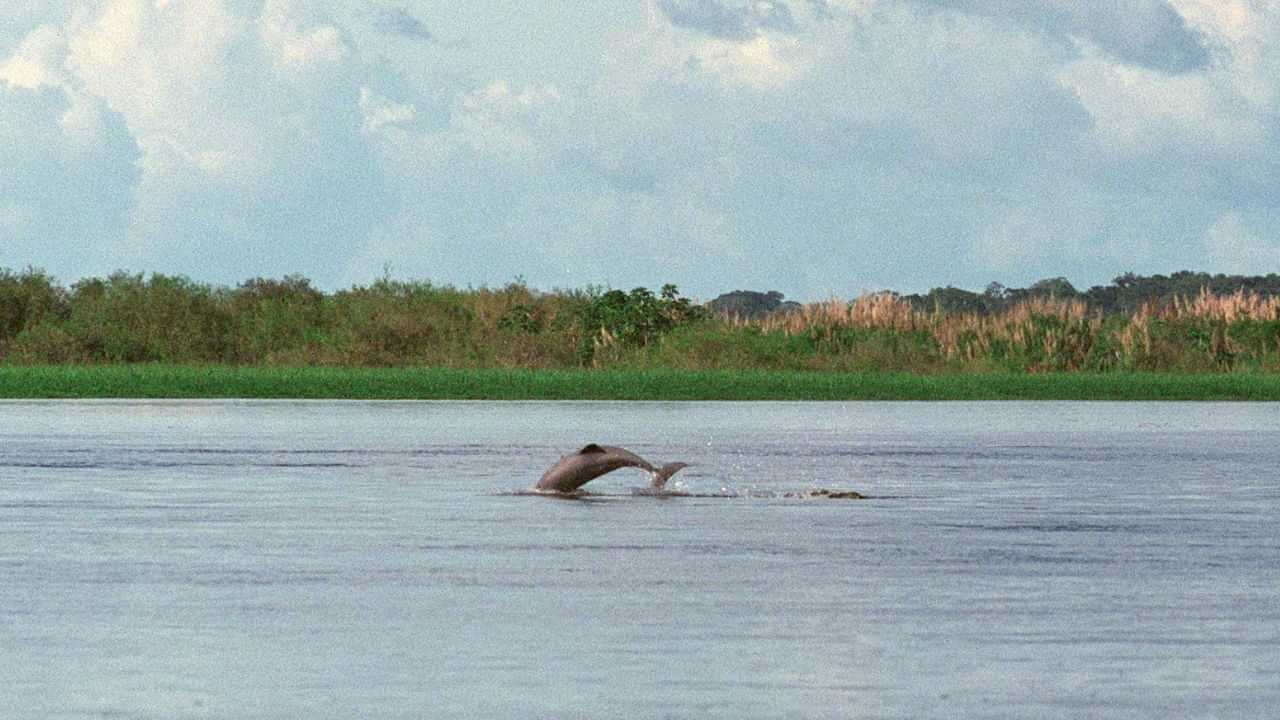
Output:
0,268,68,352
330,279,474,366
64,272,233,362
575,284,707,365
8,324,83,364
623,324,813,371
229,275,328,363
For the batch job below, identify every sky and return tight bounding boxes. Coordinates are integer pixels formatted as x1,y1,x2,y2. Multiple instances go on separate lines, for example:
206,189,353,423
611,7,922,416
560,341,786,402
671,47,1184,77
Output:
2,0,1278,300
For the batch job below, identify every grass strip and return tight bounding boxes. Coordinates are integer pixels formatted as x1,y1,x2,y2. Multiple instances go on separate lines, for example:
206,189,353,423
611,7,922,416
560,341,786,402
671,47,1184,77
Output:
2,365,1280,400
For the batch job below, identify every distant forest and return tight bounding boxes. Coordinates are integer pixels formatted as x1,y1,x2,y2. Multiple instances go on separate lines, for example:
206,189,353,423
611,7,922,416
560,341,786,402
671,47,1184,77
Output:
708,272,1280,318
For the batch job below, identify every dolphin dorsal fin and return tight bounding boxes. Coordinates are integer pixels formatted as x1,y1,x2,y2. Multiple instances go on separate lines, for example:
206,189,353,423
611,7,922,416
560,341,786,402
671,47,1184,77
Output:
578,443,606,454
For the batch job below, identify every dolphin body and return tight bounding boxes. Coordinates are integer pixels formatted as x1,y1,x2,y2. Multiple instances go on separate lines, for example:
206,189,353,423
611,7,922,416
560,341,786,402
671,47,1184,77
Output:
535,444,688,493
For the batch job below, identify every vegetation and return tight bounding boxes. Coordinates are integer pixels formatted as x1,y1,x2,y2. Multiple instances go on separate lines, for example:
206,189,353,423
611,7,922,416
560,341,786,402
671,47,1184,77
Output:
4,268,1280,392
4,365,1280,401
900,271,1280,316
706,290,801,319
0,269,705,369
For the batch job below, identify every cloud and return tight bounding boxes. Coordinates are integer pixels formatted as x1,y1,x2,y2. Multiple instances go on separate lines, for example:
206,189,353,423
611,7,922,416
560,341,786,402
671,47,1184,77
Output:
370,6,433,42
358,86,416,134
916,0,1210,74
642,1,823,91
1,24,70,90
618,1,1278,293
1055,1,1280,197
656,0,798,40
5,0,1280,300
3,0,397,281
450,80,563,157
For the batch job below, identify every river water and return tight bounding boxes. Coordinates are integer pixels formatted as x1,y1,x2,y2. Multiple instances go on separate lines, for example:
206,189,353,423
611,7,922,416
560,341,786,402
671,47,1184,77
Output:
1,400,1277,719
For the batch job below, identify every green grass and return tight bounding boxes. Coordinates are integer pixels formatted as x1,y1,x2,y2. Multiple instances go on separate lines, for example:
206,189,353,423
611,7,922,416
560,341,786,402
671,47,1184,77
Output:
2,365,1280,400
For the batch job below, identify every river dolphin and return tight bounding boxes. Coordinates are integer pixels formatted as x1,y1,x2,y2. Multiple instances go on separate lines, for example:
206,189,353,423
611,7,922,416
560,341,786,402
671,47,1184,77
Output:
535,444,688,493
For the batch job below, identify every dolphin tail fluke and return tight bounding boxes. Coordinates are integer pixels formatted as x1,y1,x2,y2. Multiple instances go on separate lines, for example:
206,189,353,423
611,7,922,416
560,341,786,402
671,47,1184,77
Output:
650,462,688,488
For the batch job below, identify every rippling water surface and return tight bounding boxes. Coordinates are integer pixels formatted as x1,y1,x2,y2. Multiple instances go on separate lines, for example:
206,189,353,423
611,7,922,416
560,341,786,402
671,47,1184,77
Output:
2,400,1278,719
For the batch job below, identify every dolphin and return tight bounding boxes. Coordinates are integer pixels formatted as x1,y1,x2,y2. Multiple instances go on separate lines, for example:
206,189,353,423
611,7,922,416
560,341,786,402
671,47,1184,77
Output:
535,444,688,493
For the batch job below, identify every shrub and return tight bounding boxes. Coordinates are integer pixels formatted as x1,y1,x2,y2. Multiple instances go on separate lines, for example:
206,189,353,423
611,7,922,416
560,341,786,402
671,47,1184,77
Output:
229,275,328,363
8,324,83,364
575,284,707,365
64,272,233,362
331,279,474,366
0,268,68,354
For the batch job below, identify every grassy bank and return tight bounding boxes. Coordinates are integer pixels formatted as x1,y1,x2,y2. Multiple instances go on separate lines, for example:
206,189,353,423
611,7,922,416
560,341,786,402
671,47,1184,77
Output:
3,365,1280,400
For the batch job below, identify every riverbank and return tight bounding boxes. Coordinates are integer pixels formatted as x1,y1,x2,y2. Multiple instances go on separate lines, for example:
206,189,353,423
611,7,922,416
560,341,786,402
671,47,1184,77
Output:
2,365,1279,400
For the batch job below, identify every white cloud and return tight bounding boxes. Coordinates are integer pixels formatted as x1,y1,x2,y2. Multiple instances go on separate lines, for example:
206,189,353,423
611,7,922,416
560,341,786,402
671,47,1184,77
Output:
1057,44,1267,159
0,24,68,90
1053,0,1280,165
5,0,1280,297
452,80,562,156
5,0,395,281
260,0,349,71
358,86,415,134
690,33,806,89
642,0,829,91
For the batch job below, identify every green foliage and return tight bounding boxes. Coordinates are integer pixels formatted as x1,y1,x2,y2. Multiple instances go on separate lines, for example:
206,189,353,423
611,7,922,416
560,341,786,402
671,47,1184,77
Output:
1227,319,1280,358
918,286,990,315
1026,277,1079,298
3,270,1280,376
1081,316,1129,372
330,278,473,366
0,268,68,350
229,275,327,363
630,324,815,371
573,284,707,365
9,324,81,364
497,304,543,334
706,290,794,319
62,272,233,363
908,271,1280,316
813,327,941,370
4,365,1280,401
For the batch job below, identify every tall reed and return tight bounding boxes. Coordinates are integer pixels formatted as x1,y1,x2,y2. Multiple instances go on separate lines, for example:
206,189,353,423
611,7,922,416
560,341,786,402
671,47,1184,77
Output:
734,289,1280,372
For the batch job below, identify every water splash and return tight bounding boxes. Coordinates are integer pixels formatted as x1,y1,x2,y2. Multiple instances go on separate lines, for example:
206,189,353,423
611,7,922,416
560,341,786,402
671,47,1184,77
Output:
494,483,868,500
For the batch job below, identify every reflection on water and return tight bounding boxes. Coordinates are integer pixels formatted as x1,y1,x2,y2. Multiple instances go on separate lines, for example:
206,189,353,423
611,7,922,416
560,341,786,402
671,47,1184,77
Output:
1,400,1278,719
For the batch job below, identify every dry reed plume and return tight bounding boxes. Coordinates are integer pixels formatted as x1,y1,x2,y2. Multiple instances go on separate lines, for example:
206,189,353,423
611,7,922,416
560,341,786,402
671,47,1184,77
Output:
738,289,1280,372
742,293,928,335
1162,287,1280,322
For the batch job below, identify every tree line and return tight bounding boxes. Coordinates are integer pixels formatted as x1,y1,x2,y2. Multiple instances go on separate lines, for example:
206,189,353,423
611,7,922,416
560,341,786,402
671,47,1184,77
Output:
707,272,1280,319
903,272,1280,316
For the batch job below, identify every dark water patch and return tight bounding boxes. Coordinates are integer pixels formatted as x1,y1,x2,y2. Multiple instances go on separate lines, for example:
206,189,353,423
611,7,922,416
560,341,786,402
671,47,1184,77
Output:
938,521,1165,534
1012,635,1280,647
412,541,672,552
1,459,366,470
959,547,1119,567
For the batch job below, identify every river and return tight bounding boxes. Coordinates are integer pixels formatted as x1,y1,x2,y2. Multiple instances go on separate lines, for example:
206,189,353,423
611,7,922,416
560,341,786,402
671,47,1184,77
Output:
2,400,1277,718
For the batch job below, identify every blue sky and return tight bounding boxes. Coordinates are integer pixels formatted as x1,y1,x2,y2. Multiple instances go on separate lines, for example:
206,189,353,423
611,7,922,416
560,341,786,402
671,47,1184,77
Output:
2,0,1277,300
